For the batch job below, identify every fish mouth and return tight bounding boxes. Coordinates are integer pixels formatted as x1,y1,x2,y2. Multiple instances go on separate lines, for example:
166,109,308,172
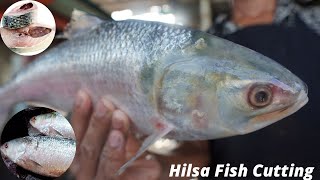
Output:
0,144,8,158
278,91,308,113
247,90,308,132
279,91,308,115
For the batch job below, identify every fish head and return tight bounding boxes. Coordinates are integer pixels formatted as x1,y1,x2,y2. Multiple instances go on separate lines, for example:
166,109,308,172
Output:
158,35,308,139
28,115,47,133
0,138,29,163
29,114,44,129
29,112,54,128
29,116,38,127
209,66,308,137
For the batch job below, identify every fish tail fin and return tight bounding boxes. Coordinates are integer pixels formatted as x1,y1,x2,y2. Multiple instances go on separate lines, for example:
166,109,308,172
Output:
117,123,174,175
0,83,17,132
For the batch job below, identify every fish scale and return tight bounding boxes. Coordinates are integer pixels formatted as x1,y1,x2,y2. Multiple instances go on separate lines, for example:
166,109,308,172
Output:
2,12,32,29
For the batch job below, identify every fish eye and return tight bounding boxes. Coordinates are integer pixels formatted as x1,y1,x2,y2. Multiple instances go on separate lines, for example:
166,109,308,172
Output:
249,85,273,108
30,117,36,122
4,143,8,149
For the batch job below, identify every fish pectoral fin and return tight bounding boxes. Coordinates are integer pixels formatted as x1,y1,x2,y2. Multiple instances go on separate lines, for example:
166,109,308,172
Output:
59,9,104,39
117,124,174,175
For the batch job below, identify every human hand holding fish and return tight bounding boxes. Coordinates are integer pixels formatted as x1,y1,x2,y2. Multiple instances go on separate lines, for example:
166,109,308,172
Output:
70,90,161,180
70,90,210,180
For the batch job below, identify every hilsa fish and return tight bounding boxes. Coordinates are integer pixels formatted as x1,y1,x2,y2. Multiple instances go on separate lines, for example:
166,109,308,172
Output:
0,10,308,172
0,136,76,178
28,112,75,140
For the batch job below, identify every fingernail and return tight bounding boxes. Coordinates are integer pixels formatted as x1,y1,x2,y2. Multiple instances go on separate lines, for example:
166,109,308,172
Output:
94,100,107,118
101,97,115,112
75,90,85,107
108,131,123,149
112,118,123,130
112,112,124,130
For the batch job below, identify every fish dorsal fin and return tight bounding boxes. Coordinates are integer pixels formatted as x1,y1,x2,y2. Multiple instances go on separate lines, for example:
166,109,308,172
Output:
117,122,174,175
60,9,104,39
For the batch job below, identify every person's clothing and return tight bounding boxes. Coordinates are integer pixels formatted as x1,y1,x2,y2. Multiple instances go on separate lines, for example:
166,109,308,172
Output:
208,0,320,36
208,15,320,179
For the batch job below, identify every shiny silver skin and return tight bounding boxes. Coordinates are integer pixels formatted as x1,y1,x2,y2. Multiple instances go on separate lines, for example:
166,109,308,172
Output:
0,19,308,140
0,136,76,177
28,112,75,140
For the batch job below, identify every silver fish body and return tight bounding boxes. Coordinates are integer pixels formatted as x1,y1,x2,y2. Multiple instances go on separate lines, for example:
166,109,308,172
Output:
28,112,75,140
0,136,76,177
0,19,308,141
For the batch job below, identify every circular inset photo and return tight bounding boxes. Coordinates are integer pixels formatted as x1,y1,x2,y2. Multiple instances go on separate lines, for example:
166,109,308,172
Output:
0,0,56,56
0,107,76,179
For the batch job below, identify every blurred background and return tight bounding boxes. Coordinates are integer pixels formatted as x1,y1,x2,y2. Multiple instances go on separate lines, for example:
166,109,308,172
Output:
0,0,319,179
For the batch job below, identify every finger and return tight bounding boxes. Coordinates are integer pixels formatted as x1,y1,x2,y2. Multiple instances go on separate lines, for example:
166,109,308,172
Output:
97,110,129,179
111,110,130,135
71,90,92,143
95,130,126,180
77,98,115,180
111,110,140,159
70,90,92,174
